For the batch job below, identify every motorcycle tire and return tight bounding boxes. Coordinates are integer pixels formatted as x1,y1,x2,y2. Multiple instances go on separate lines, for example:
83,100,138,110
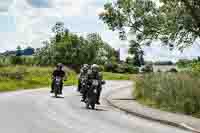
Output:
91,103,95,110
86,103,90,109
54,86,59,98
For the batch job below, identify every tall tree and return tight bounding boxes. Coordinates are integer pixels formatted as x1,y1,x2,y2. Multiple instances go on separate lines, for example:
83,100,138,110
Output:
52,22,64,42
35,22,116,67
99,0,200,50
129,40,144,66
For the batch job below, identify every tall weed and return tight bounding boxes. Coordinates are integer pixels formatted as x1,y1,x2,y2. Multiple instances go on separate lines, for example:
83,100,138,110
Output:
134,72,200,117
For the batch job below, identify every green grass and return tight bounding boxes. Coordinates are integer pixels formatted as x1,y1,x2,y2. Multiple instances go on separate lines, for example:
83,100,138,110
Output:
0,65,77,92
103,72,133,80
0,66,132,92
134,72,200,118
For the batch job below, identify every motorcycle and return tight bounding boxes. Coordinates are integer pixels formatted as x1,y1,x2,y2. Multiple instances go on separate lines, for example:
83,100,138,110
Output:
85,79,100,109
53,76,62,98
80,76,88,94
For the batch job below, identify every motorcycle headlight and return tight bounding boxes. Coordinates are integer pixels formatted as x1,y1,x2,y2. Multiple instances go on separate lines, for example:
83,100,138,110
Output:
93,89,97,93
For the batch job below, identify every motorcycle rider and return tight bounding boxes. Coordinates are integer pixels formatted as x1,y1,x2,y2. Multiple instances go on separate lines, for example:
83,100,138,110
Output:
87,64,103,105
51,63,66,94
78,64,90,92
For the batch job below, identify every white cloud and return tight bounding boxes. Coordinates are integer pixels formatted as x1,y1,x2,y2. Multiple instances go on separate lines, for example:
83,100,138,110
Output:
0,0,94,50
0,0,200,62
0,0,13,12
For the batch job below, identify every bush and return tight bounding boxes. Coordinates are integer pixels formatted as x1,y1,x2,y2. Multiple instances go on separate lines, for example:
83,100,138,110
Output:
134,72,200,117
168,68,178,73
99,65,104,72
10,56,23,65
125,65,139,74
157,69,162,72
141,65,153,73
104,62,118,72
191,62,200,72
114,64,126,73
104,62,139,74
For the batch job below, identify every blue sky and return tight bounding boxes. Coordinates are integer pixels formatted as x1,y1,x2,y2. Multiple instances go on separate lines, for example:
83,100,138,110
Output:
0,0,199,61
0,15,15,32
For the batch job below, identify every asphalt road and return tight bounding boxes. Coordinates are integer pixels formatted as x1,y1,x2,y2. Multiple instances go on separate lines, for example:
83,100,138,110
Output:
0,81,191,133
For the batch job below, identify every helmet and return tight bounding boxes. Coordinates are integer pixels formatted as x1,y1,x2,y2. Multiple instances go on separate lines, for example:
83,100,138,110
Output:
83,64,89,68
91,64,99,72
57,63,63,69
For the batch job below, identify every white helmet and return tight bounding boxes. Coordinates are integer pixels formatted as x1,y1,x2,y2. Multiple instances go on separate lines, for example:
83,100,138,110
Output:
91,64,99,72
91,64,99,68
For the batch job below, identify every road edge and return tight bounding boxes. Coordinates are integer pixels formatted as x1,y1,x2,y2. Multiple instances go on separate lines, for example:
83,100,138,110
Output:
105,86,200,133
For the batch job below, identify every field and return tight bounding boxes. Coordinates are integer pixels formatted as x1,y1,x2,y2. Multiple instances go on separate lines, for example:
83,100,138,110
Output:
0,65,133,92
0,66,77,92
103,72,133,80
134,72,200,118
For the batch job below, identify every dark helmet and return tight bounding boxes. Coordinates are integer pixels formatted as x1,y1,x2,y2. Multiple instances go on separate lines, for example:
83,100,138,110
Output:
57,63,63,69
82,64,89,72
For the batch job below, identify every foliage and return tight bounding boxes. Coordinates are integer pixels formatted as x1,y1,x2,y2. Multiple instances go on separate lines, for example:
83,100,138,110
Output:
176,59,193,68
104,62,118,72
168,68,178,73
104,61,139,74
191,62,200,72
34,22,116,68
99,0,200,50
0,66,77,92
141,64,153,73
134,72,200,117
128,40,145,66
16,45,22,56
0,56,38,66
125,64,139,74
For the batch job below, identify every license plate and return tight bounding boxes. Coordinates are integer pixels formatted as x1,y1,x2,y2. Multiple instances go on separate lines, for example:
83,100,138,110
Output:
56,79,61,82
56,77,61,82
92,80,98,86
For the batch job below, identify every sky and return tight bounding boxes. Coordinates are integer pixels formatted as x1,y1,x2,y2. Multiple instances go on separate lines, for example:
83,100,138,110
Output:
0,0,200,62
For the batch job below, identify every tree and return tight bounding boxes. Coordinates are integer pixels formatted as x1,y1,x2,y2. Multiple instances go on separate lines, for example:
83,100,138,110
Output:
35,22,116,67
99,0,200,50
52,22,64,42
128,40,144,66
16,45,22,56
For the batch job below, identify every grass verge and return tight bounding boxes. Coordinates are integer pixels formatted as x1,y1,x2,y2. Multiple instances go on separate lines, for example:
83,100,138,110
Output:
0,67,132,92
103,72,133,80
0,65,77,92
134,72,200,118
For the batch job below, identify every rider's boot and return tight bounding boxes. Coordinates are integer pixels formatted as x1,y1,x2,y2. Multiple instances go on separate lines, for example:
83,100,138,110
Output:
96,88,102,105
77,80,81,92
50,81,54,93
81,92,86,102
59,83,63,95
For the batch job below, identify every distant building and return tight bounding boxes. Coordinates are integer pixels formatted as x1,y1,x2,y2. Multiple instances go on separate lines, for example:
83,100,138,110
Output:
0,47,35,56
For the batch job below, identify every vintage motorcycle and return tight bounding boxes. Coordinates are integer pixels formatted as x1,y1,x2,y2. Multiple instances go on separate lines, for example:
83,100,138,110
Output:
53,76,62,98
85,79,104,109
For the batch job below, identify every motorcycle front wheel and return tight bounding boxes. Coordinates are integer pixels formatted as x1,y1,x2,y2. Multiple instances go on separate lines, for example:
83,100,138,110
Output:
91,103,95,110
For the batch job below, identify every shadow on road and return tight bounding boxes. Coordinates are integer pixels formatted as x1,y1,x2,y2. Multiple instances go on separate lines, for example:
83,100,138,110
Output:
80,106,108,112
94,108,108,112
51,96,65,99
